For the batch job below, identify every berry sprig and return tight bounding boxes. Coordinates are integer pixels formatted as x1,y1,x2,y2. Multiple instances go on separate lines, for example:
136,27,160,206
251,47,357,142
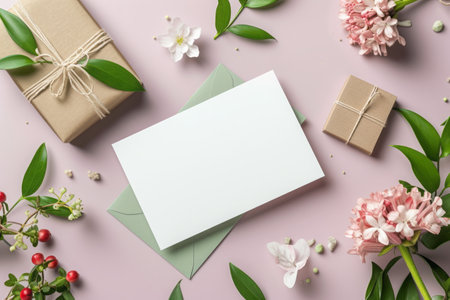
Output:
0,143,84,252
4,252,79,300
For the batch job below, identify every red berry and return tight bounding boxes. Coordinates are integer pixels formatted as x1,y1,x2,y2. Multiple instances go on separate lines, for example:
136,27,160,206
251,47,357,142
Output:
20,287,32,300
38,229,51,242
45,255,58,269
0,191,6,203
31,253,44,265
66,270,79,283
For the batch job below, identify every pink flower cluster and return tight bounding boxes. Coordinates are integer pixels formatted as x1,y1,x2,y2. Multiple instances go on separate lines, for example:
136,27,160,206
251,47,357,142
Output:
346,185,448,262
339,0,406,56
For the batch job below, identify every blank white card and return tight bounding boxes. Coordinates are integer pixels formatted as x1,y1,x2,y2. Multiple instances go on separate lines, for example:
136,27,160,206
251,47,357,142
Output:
113,71,324,250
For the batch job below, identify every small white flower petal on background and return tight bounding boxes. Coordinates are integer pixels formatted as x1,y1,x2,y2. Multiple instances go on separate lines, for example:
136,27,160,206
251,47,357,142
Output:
283,271,298,289
158,17,201,62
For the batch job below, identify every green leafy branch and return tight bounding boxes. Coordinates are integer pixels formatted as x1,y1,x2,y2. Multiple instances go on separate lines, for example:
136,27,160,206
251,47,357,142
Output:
363,109,450,300
0,8,144,92
5,257,76,300
214,0,278,41
0,143,84,252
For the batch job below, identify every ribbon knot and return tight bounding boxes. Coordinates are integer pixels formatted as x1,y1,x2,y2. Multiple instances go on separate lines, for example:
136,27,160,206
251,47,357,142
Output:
335,86,386,144
13,1,113,119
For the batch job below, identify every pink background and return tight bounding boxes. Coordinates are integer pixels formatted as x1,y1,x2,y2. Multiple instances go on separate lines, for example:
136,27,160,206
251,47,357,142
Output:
0,0,449,299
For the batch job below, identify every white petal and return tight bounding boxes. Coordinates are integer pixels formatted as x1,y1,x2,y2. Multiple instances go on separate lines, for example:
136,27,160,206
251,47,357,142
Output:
293,239,310,268
387,211,399,222
366,215,378,227
378,230,389,245
283,271,298,288
406,209,419,221
171,48,184,62
179,43,189,54
267,242,280,257
363,228,377,240
277,245,296,269
186,44,199,58
395,223,404,233
403,225,414,238
158,34,175,48
171,18,183,31
189,27,202,40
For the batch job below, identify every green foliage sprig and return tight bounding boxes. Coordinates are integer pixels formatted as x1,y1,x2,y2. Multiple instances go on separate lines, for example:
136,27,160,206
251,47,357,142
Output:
0,143,84,252
364,109,450,300
5,255,77,300
214,0,278,41
0,8,144,92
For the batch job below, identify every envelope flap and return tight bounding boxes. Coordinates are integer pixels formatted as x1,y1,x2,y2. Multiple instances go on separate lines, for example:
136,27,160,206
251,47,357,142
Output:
108,185,143,215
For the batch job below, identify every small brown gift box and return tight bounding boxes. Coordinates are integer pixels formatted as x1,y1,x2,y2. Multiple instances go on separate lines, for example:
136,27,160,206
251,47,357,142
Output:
323,75,397,155
0,0,139,142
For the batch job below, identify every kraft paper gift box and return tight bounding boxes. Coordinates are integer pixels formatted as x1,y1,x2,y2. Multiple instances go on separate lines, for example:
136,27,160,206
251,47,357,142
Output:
0,0,139,142
323,75,396,155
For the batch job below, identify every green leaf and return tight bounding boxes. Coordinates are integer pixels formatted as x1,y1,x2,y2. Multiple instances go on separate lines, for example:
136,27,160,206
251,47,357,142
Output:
215,0,231,34
62,291,75,300
441,117,450,158
379,245,395,256
399,180,425,195
421,226,450,249
228,25,275,40
229,263,265,300
418,255,449,294
50,276,67,288
392,145,440,192
432,296,444,300
244,0,279,8
366,263,382,300
168,280,184,300
444,174,450,193
441,194,450,218
22,143,47,197
0,9,37,55
35,292,44,300
82,59,144,92
396,108,441,161
25,196,71,218
442,117,449,127
4,280,15,287
396,274,419,300
58,268,67,277
0,54,36,70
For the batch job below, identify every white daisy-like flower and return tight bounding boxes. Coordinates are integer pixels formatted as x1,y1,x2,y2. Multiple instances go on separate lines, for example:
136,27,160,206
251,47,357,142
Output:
158,18,201,62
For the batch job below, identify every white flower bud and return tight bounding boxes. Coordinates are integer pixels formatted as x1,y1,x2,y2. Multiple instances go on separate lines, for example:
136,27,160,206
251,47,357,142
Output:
49,187,55,194
60,187,67,194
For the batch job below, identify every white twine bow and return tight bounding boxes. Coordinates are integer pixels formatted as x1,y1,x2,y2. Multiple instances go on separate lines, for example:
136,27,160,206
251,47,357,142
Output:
12,1,112,118
440,0,450,6
335,86,385,144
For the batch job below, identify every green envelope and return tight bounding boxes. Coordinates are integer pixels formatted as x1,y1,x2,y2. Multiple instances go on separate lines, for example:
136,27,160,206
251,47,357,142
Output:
108,64,306,279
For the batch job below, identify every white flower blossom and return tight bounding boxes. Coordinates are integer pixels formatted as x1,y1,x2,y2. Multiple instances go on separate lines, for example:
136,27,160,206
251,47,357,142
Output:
158,18,201,62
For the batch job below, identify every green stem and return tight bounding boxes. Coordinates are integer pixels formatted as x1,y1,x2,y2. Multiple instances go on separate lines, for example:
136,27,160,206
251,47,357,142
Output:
398,245,431,300
214,5,245,40
5,197,24,217
394,0,421,14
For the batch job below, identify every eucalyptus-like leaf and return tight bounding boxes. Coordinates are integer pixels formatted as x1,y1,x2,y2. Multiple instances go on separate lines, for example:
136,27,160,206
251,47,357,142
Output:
229,263,265,300
168,280,184,300
441,118,450,158
396,108,441,161
83,59,145,92
215,0,231,34
25,196,71,218
397,274,419,300
228,24,275,40
243,0,280,8
22,143,47,197
0,54,36,70
418,254,449,294
421,226,450,249
398,180,425,195
0,8,37,55
442,194,450,218
392,145,440,192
